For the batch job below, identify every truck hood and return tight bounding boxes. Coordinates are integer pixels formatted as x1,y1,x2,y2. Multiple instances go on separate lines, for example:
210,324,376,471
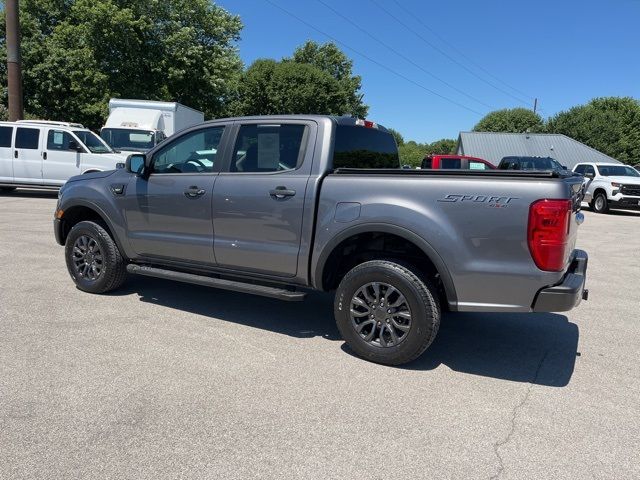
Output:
607,176,640,185
66,169,116,184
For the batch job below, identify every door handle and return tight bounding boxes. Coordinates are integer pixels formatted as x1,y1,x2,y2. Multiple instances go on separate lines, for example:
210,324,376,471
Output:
43,152,47,160
14,150,18,158
269,186,296,199
184,186,206,198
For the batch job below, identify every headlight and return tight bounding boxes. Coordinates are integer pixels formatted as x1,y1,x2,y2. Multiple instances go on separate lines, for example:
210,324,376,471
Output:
611,182,622,188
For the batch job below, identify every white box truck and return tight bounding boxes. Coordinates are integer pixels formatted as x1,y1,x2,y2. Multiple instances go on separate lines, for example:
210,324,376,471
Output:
100,99,204,154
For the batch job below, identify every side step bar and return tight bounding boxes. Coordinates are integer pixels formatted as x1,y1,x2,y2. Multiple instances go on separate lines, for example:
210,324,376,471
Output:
126,264,307,301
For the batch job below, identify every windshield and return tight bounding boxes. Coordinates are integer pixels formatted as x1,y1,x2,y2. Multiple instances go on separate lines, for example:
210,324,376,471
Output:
597,165,640,177
101,128,155,151
72,130,113,153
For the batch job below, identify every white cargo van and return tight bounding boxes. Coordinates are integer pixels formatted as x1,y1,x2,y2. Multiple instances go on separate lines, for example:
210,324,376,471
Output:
0,120,128,190
100,99,204,154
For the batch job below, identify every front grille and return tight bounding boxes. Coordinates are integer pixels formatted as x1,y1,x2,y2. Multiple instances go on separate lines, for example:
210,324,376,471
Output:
621,185,640,196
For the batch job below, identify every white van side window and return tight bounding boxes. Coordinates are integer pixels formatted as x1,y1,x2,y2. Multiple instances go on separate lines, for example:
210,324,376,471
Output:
15,127,40,149
47,130,73,150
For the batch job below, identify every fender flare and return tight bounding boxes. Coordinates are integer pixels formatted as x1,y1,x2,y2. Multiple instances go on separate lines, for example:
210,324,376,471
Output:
58,198,129,257
312,222,458,308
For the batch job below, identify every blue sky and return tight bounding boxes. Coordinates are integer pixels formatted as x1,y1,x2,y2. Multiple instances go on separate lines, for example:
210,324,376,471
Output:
218,0,640,143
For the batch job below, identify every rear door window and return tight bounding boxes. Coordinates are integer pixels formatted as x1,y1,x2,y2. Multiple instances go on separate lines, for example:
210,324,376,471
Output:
230,124,307,173
441,158,462,169
15,127,40,149
0,126,13,147
332,125,399,169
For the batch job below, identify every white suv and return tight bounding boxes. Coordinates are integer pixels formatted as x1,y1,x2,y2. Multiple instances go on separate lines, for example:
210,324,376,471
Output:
0,120,128,191
573,162,640,213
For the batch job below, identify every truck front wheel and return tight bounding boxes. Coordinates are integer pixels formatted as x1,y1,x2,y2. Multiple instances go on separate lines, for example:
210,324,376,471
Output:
591,192,609,213
64,221,127,294
334,260,441,366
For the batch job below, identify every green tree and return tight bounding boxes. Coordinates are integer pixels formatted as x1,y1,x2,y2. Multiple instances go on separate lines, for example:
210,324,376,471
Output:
0,0,243,129
232,59,349,116
398,138,456,167
428,138,457,155
290,41,368,117
473,107,543,133
387,127,404,146
546,97,640,163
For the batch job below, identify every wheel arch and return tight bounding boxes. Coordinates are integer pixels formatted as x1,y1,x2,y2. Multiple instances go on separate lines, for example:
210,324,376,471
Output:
57,201,126,256
312,223,458,309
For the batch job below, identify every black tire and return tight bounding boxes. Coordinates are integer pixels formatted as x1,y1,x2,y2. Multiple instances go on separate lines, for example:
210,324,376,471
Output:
65,220,127,293
0,186,16,192
334,260,440,366
590,192,609,213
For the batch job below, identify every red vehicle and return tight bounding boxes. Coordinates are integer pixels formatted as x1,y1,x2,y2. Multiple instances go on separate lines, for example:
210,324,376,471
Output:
421,155,495,170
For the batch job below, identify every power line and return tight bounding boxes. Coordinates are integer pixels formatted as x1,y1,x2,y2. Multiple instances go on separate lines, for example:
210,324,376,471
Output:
370,0,534,107
388,0,537,103
315,0,496,110
263,0,485,116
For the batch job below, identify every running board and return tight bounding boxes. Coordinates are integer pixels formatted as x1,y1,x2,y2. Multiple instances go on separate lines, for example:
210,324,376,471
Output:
126,264,307,301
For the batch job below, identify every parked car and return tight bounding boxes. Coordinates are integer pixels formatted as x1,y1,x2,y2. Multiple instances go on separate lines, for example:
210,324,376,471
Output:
573,162,640,213
421,154,495,170
100,98,204,154
0,120,128,191
54,115,588,366
498,156,567,172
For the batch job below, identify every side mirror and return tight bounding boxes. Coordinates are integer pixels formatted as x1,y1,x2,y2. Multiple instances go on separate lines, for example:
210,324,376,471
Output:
562,165,568,170
126,154,146,176
68,140,83,152
584,172,595,179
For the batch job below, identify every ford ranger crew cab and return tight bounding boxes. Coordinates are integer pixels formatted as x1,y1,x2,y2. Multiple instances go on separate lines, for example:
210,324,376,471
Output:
54,115,589,366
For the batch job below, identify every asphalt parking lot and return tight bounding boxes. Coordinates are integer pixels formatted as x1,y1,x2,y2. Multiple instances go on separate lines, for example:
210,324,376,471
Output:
1,191,639,480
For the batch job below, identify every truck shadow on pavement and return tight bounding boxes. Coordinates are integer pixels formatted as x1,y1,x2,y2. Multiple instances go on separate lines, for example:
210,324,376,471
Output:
401,312,579,387
122,277,578,387
0,189,58,198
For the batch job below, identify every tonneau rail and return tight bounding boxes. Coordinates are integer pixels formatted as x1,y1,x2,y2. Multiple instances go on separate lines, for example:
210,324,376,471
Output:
332,168,581,179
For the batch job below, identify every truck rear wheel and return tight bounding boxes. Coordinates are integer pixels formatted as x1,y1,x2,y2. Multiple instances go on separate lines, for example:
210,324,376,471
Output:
65,221,127,294
334,260,440,366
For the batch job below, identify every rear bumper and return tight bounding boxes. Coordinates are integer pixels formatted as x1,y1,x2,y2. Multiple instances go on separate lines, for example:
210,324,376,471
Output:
532,249,588,312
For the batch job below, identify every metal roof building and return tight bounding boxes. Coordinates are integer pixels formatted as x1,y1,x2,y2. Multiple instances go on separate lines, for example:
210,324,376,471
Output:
456,132,621,169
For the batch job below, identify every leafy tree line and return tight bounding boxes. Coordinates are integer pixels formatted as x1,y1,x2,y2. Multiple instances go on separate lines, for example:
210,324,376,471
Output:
1,1,637,164
387,128,456,167
472,98,640,164
0,0,367,129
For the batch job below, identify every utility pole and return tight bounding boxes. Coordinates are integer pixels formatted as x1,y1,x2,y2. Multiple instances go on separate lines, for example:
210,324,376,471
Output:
533,98,538,114
5,0,24,121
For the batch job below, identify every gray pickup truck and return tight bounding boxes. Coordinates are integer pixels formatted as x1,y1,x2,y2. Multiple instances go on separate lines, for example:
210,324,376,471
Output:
54,115,588,365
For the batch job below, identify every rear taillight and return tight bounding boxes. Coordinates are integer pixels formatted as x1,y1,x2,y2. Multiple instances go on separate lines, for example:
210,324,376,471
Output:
527,199,572,271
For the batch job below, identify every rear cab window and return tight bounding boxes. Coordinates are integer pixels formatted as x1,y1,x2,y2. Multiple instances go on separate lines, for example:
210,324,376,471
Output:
15,127,40,149
332,125,399,169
